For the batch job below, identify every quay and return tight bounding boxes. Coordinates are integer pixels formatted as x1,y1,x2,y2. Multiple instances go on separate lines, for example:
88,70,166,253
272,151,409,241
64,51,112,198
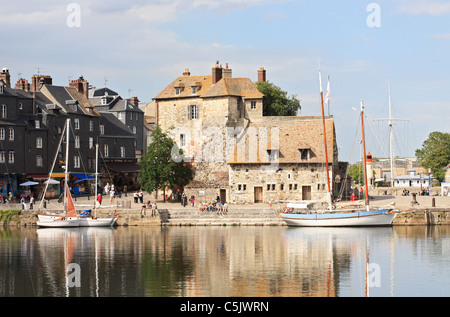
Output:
1,193,450,227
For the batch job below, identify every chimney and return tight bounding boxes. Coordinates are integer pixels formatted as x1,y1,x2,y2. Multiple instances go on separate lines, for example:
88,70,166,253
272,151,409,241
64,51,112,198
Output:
32,74,52,92
69,75,89,99
212,61,223,84
222,63,232,79
15,78,31,91
129,96,140,107
183,68,190,76
258,67,266,82
0,68,11,88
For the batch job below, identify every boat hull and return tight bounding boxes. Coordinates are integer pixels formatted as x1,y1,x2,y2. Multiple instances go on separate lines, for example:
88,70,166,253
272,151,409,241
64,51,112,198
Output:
37,219,80,228
279,209,397,227
37,214,118,227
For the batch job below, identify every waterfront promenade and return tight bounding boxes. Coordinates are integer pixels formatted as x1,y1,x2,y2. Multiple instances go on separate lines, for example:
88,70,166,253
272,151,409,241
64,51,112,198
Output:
2,191,450,227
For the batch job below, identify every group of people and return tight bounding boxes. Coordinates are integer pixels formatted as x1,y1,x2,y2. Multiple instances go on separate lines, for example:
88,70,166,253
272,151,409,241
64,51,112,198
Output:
134,190,144,204
198,200,228,215
140,200,158,217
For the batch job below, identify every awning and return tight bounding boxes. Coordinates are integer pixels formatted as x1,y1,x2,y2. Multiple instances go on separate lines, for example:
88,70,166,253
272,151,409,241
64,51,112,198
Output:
71,173,95,180
28,173,66,180
20,181,39,186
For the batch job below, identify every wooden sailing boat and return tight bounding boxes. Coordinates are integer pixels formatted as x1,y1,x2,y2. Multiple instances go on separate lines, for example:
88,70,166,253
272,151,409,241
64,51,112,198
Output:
37,119,118,228
278,73,397,227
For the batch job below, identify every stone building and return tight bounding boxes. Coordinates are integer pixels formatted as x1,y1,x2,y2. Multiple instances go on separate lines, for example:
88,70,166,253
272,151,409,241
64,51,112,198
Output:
153,63,338,204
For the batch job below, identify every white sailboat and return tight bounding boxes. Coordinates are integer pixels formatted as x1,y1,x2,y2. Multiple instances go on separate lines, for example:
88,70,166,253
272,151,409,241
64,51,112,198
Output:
37,119,118,228
278,73,397,227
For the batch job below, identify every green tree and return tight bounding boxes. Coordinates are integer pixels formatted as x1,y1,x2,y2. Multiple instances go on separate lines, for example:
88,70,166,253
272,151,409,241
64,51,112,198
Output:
256,81,301,116
415,131,450,182
139,126,194,200
348,162,365,185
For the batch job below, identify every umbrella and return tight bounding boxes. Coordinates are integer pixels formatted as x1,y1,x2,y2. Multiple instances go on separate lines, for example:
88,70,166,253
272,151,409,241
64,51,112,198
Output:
44,179,60,184
20,181,39,186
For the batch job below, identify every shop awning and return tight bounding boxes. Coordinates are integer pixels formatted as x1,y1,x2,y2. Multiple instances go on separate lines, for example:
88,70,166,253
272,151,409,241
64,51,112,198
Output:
71,173,95,180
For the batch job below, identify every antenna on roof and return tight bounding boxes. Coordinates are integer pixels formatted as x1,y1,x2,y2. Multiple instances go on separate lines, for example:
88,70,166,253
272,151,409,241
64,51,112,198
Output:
128,88,134,97
104,77,108,87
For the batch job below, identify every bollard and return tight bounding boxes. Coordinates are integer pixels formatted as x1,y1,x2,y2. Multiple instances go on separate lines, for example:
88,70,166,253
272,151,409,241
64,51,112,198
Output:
432,197,435,207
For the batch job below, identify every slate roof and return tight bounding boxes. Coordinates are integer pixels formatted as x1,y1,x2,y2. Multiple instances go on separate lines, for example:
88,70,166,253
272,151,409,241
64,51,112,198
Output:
99,112,134,138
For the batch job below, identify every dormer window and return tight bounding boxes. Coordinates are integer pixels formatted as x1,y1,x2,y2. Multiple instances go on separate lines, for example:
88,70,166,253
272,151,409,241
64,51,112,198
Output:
0,82,4,94
101,96,107,105
267,149,279,161
191,86,198,94
299,148,310,161
175,87,181,95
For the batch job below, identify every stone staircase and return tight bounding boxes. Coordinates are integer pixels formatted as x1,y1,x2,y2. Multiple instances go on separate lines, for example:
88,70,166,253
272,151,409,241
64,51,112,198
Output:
163,206,285,226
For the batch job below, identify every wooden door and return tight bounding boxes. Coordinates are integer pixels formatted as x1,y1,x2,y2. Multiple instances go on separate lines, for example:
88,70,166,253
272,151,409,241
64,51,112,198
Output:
302,186,311,200
220,189,226,203
254,186,263,203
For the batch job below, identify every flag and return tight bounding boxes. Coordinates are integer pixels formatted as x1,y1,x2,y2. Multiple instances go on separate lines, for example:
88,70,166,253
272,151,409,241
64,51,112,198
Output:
325,76,330,104
319,69,323,93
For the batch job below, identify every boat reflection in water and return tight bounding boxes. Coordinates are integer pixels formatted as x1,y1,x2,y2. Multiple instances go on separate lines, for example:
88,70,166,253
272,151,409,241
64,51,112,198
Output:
1,226,450,297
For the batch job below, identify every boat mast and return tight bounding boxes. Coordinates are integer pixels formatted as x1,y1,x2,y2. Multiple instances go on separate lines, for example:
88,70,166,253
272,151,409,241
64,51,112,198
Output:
94,143,98,217
319,70,332,200
388,78,394,187
64,118,70,215
360,100,370,209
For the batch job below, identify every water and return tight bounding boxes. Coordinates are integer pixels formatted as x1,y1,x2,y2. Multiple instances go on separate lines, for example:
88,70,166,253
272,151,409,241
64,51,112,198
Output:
1,225,450,297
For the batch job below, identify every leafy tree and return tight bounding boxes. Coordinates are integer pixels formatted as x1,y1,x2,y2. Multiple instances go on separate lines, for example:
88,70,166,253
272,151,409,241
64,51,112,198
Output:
139,126,194,200
415,131,450,182
256,81,301,116
348,162,365,185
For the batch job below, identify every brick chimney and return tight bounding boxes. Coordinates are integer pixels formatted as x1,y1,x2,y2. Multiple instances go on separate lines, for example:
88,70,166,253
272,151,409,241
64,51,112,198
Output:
0,68,11,88
32,74,52,92
15,78,31,91
222,63,232,79
212,61,223,84
183,68,190,76
257,67,266,82
129,96,140,107
69,75,89,99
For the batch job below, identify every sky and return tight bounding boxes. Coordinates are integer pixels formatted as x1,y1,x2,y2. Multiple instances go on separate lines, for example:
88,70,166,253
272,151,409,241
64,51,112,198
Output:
1,0,449,163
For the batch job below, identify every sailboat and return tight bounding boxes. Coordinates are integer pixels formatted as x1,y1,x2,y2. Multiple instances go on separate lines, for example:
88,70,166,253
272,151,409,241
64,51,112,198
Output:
37,119,118,228
277,73,398,227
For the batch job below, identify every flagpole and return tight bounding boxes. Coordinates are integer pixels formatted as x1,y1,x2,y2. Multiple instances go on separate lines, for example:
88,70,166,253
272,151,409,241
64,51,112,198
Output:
327,75,330,115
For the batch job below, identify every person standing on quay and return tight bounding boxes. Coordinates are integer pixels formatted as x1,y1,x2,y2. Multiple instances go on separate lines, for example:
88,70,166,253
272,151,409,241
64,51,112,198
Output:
134,191,138,203
29,195,34,210
139,190,143,204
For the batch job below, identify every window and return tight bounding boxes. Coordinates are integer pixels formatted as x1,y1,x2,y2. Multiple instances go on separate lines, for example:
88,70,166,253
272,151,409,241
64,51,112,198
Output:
120,146,125,158
73,104,78,112
267,184,276,191
188,105,199,120
35,120,40,129
75,135,80,148
299,149,309,161
19,102,23,110
74,119,80,130
89,137,93,149
0,128,4,140
180,134,186,146
118,112,123,119
8,128,14,141
130,112,133,120
104,144,109,157
0,151,5,163
36,155,43,167
36,137,43,148
132,126,136,134
191,86,198,94
280,184,284,190
250,101,256,110
175,87,181,95
89,120,93,131
74,156,80,168
267,150,278,161
1,104,6,118
101,97,107,105
238,184,242,191
8,151,14,163
100,125,104,135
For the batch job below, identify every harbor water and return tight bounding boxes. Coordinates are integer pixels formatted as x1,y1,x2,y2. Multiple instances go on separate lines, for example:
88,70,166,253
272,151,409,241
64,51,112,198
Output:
1,225,450,297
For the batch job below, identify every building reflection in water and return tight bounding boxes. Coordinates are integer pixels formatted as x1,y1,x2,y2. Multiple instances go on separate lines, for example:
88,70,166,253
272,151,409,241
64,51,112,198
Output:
2,225,449,297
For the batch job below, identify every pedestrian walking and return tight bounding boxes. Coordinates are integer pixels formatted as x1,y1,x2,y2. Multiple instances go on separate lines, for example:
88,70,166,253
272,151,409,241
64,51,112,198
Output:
97,193,102,206
139,190,143,204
